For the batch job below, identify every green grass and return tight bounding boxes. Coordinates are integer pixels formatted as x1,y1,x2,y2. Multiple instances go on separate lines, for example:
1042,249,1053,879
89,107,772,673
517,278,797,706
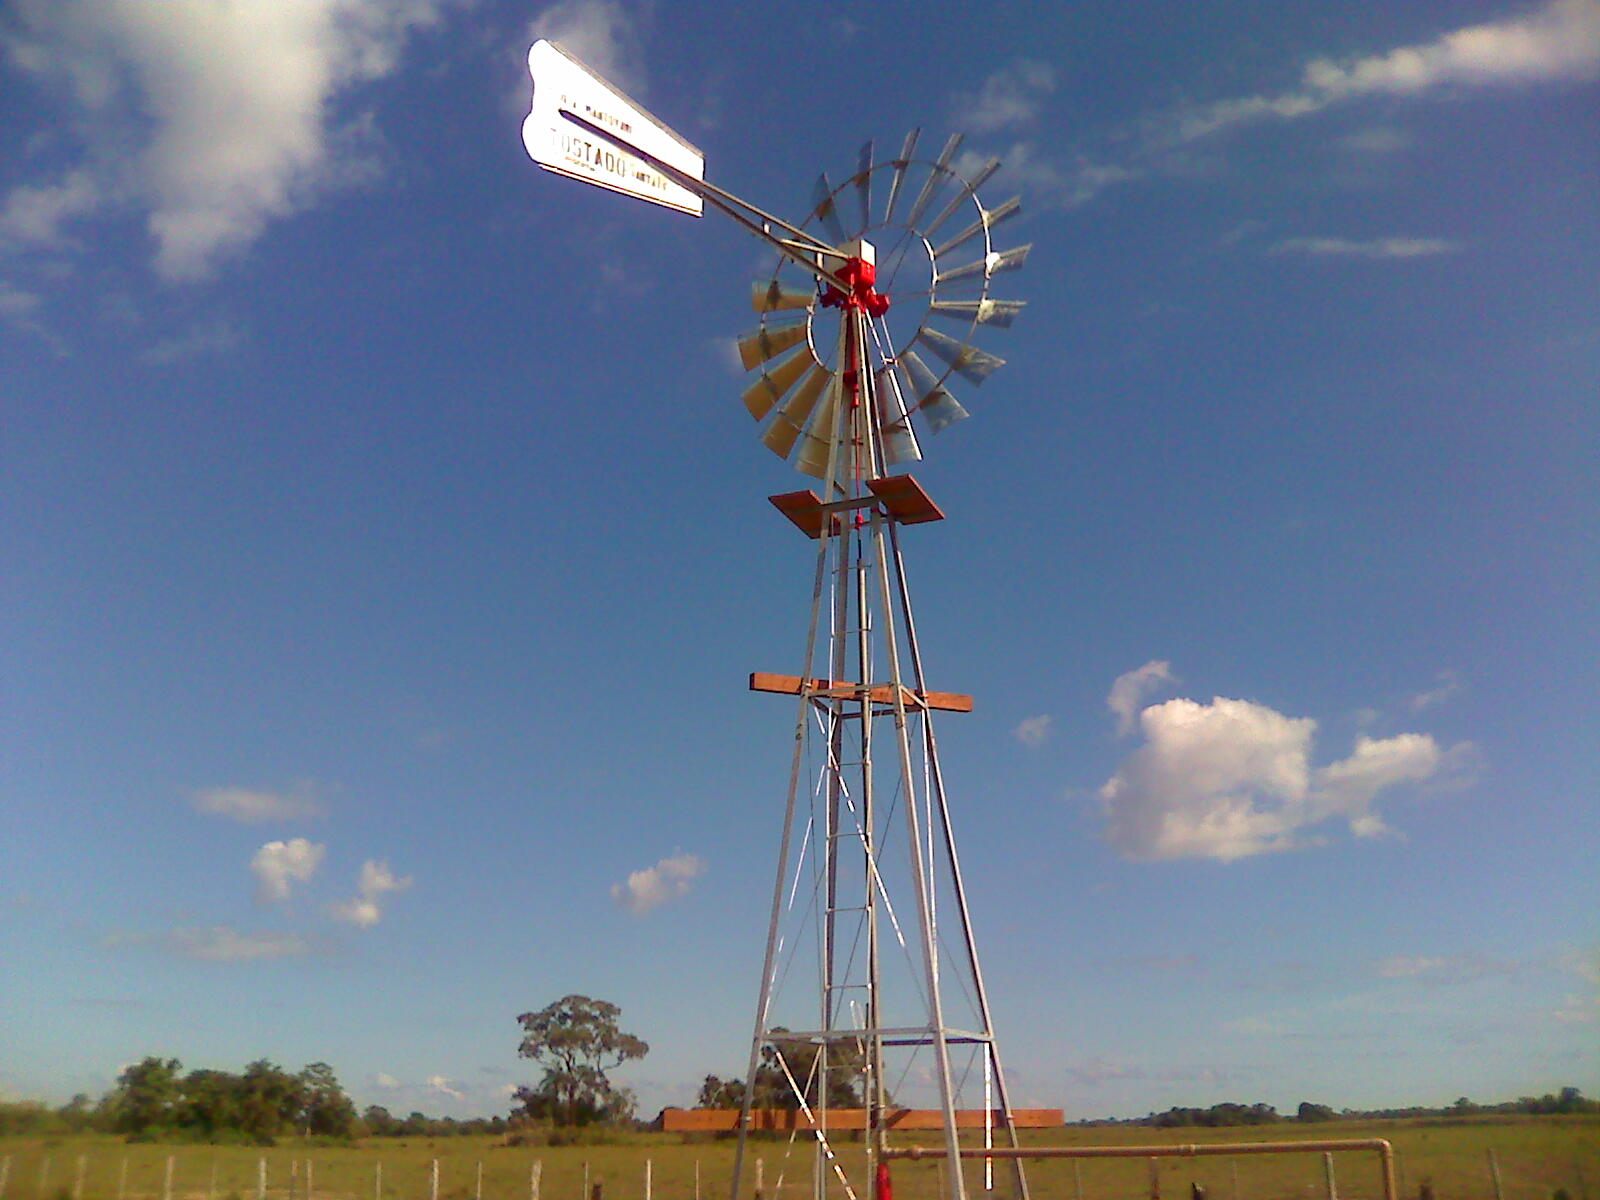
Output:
2,1118,1594,1200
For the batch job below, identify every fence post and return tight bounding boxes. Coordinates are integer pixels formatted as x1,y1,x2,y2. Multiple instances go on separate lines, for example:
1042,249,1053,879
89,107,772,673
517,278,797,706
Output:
529,1161,541,1200
1230,1161,1240,1200
476,1163,483,1200
74,1156,87,1200
1322,1153,1338,1200
694,1161,700,1200
257,1158,266,1200
1148,1158,1161,1200
375,1162,382,1200
1072,1162,1082,1200
644,1161,652,1200
755,1158,764,1200
431,1160,439,1200
210,1160,218,1200
306,1161,314,1200
164,1157,175,1200
582,1163,588,1200
1486,1151,1504,1200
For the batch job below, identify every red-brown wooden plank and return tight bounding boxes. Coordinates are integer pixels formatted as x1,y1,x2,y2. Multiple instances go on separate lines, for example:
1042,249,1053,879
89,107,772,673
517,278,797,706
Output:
749,671,973,713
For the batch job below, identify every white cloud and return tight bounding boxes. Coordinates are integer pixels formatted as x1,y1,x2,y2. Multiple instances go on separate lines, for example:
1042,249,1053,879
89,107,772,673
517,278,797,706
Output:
961,59,1056,132
1408,669,1463,711
611,851,705,915
1174,0,1600,141
960,142,1140,210
0,280,44,317
141,317,243,365
1107,660,1175,736
1553,993,1599,1025
372,1072,401,1090
330,858,413,928
1099,695,1446,861
1270,236,1460,259
250,838,325,903
528,0,642,93
1,0,442,280
0,168,101,246
171,926,308,962
427,1074,465,1101
1339,126,1414,155
191,785,323,823
1374,953,1519,984
1014,714,1052,747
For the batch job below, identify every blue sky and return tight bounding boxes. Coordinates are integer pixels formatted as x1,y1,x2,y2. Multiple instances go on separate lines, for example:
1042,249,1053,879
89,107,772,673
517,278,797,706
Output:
2,0,1596,1122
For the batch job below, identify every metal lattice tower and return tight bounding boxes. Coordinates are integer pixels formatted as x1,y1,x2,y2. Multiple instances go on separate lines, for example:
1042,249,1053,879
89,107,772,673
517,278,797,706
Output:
520,45,1034,1200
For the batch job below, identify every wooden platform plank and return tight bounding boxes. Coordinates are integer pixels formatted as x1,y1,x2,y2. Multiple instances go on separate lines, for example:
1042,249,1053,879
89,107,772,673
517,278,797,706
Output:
866,474,945,525
750,671,973,713
768,489,827,538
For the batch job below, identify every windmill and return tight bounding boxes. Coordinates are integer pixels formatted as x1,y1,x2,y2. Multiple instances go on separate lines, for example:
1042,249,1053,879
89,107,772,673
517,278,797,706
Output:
523,41,1035,1200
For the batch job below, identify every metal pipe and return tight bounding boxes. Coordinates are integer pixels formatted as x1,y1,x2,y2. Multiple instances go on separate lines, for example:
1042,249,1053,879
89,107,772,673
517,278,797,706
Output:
882,1141,1397,1200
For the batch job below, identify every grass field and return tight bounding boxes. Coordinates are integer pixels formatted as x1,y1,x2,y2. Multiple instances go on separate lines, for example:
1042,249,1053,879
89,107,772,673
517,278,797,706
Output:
2,1119,1594,1200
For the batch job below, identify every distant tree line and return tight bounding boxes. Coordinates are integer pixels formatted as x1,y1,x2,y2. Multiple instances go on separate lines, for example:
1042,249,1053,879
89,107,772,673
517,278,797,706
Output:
0,1060,519,1143
1087,1086,1599,1128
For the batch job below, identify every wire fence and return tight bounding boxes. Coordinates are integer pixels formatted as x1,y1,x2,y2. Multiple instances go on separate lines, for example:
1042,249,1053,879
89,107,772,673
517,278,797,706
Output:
0,1142,1591,1200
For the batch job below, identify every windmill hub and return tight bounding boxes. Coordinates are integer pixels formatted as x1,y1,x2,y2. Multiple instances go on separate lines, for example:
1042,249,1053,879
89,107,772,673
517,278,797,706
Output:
821,237,891,318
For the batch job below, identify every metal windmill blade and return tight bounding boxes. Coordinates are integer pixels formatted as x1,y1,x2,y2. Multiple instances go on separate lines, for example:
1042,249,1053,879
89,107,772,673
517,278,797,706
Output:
735,131,1029,475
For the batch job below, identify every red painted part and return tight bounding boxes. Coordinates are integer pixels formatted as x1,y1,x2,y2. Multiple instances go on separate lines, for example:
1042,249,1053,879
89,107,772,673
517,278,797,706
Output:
875,1163,892,1200
821,256,892,318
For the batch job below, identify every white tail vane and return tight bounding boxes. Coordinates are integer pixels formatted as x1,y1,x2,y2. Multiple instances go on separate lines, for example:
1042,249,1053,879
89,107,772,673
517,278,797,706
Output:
736,131,1027,474
522,40,704,216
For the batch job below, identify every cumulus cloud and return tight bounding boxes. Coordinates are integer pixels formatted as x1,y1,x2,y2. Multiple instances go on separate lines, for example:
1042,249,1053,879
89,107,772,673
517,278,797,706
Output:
191,785,323,823
427,1074,465,1101
1014,715,1052,747
1107,660,1176,736
1270,236,1460,259
611,851,705,915
1099,695,1447,861
528,0,642,92
1173,0,1600,141
250,838,325,903
330,859,413,928
1,0,442,280
961,59,1056,132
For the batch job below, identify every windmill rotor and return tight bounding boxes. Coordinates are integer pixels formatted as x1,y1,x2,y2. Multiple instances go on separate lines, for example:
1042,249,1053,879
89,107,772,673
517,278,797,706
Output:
736,132,1029,479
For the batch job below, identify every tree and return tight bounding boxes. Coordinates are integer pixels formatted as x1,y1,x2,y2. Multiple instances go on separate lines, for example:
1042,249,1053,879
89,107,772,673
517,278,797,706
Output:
1296,1102,1336,1123
115,1057,183,1135
298,1062,357,1138
515,995,648,1126
696,1075,746,1109
362,1105,398,1135
182,1069,243,1138
693,1035,867,1113
237,1060,304,1142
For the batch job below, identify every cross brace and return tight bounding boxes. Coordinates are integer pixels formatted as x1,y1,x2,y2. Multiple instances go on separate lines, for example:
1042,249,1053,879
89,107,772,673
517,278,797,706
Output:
748,672,973,713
